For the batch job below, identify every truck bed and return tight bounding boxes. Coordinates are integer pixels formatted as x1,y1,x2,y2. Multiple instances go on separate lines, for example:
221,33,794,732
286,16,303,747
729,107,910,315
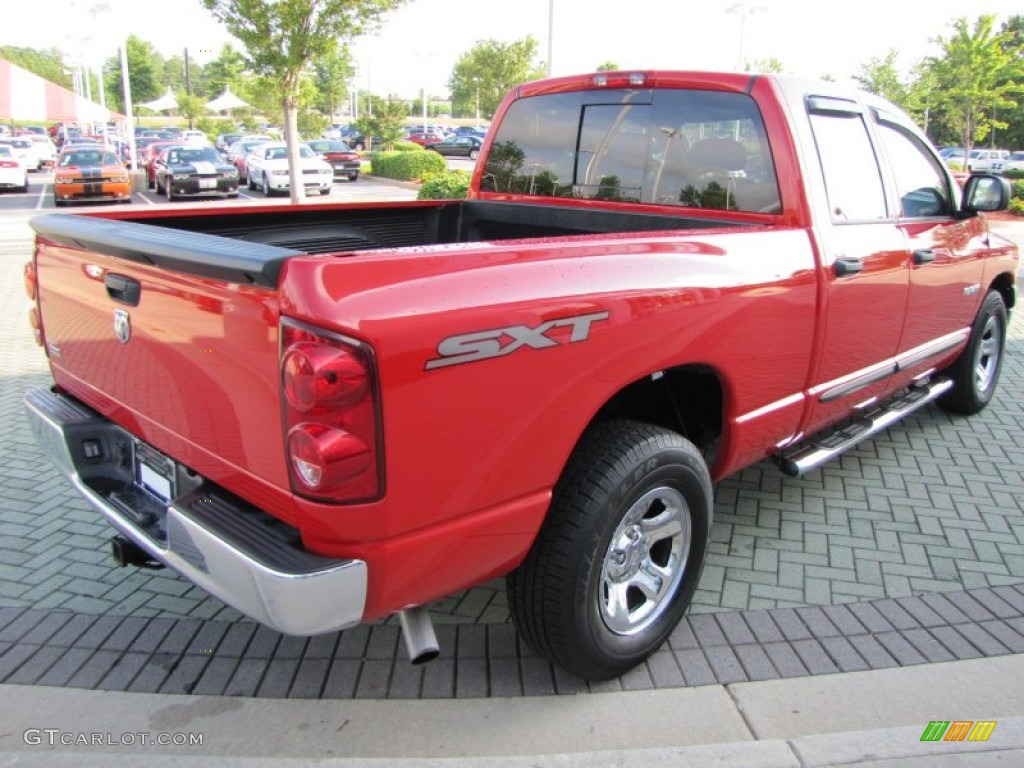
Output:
31,200,753,288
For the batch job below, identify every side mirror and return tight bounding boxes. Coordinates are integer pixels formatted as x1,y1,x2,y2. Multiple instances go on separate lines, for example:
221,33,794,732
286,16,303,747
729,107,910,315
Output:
960,174,1011,215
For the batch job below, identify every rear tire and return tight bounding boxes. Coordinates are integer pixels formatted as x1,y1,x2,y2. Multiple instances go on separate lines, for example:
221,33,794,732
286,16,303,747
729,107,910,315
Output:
507,420,711,680
938,290,1007,415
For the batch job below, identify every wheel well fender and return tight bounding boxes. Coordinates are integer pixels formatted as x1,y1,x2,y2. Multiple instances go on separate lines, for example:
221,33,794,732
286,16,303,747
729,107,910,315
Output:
579,364,725,469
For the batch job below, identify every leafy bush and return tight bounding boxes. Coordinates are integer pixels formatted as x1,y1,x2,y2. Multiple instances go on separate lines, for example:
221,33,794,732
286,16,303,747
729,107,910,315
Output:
1012,179,1024,199
370,150,446,181
1008,197,1024,216
418,170,472,199
1005,169,1024,181
392,141,424,152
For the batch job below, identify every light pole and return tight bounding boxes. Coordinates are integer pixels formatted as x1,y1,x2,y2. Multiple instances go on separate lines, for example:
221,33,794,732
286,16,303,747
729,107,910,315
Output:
725,2,765,72
547,0,554,77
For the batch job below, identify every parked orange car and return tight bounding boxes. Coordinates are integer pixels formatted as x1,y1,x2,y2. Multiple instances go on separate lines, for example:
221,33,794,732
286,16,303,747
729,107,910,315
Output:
53,147,131,206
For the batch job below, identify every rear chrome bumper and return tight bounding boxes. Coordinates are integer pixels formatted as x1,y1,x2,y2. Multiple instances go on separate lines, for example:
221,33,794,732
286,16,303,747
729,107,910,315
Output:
24,387,367,636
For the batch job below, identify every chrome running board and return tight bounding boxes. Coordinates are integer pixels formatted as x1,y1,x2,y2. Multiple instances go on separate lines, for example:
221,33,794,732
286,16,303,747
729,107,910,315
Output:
776,378,954,477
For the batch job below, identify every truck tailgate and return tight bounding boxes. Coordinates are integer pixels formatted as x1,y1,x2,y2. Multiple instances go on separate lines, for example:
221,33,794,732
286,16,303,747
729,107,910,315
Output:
30,213,299,517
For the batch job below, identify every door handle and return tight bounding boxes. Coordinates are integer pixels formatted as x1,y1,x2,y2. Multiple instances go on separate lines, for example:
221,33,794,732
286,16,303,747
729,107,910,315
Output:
913,249,936,265
834,257,863,277
104,273,141,306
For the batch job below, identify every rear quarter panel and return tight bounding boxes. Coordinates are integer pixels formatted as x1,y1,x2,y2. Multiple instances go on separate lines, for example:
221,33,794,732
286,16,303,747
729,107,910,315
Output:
279,226,818,613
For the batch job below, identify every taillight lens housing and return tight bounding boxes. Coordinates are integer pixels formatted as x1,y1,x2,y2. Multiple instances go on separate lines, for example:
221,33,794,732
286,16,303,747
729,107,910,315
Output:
280,319,383,502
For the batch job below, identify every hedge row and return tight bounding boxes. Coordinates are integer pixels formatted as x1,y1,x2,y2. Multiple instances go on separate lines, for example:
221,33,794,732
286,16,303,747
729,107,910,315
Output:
417,170,472,200
369,149,446,181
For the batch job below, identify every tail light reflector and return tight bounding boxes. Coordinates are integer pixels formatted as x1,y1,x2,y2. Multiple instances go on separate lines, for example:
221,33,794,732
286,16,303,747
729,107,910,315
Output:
281,319,383,502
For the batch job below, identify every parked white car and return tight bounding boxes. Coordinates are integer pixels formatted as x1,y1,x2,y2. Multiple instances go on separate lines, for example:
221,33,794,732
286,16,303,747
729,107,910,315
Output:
966,149,1010,173
22,134,58,168
0,144,29,192
180,130,210,145
0,137,39,170
245,142,332,196
1003,152,1024,172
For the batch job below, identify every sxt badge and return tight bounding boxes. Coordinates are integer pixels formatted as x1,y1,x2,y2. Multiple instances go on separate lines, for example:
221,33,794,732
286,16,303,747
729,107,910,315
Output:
426,311,610,370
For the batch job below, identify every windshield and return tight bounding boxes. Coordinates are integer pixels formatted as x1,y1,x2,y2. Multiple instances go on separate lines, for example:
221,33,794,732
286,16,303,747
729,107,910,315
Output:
174,148,221,163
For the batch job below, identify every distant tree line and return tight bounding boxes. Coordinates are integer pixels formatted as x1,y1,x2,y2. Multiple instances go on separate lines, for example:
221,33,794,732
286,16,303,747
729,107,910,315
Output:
4,12,1022,153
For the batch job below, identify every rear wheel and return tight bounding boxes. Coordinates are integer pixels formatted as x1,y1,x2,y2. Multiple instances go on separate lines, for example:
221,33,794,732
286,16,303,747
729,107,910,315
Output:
468,149,479,160
938,290,1007,414
507,420,711,680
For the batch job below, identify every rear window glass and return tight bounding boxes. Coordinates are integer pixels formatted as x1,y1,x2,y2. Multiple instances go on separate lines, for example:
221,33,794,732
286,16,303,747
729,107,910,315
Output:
480,88,780,213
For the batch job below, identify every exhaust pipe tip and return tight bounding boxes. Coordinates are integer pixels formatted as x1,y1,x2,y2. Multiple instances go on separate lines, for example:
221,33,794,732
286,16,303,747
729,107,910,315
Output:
398,607,440,665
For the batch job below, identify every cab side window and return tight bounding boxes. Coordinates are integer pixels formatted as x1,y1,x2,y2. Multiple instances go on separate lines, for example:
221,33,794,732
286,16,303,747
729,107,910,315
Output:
808,100,888,222
875,119,952,219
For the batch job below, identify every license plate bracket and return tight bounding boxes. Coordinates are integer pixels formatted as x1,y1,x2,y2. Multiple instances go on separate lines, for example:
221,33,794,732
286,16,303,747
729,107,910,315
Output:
134,439,176,503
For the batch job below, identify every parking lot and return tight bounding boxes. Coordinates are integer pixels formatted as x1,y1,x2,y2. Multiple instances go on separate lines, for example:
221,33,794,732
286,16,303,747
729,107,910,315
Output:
0,164,437,211
0,170,1022,708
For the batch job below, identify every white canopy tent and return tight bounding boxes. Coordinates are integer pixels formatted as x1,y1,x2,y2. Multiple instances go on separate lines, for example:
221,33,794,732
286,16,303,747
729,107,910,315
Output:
205,87,248,113
140,88,177,112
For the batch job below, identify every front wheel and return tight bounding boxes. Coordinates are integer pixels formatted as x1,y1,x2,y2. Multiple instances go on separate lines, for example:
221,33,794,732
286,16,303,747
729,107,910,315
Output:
938,290,1007,414
507,420,711,680
468,149,479,160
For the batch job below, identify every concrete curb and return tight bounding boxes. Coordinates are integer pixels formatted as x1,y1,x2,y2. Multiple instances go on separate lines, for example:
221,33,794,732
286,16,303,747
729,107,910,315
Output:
1,657,1023,765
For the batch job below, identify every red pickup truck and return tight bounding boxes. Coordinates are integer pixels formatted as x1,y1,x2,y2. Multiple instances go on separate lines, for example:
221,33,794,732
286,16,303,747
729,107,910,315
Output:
23,71,1017,680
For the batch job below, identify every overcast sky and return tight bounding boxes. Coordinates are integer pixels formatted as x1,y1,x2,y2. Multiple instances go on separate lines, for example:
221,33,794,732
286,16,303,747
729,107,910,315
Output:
3,0,1020,98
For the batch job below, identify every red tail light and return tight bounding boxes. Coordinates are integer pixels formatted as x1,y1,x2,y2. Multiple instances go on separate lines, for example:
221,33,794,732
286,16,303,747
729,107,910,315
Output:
0,160,17,168
281,319,383,502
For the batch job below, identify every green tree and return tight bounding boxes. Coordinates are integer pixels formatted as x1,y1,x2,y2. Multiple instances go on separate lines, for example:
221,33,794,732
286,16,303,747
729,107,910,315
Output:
854,50,908,104
449,37,547,119
595,61,619,72
203,0,406,203
314,45,355,120
202,44,248,98
997,15,1024,150
104,36,161,113
177,92,207,130
354,99,407,150
925,15,1022,153
745,57,786,74
0,46,72,89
